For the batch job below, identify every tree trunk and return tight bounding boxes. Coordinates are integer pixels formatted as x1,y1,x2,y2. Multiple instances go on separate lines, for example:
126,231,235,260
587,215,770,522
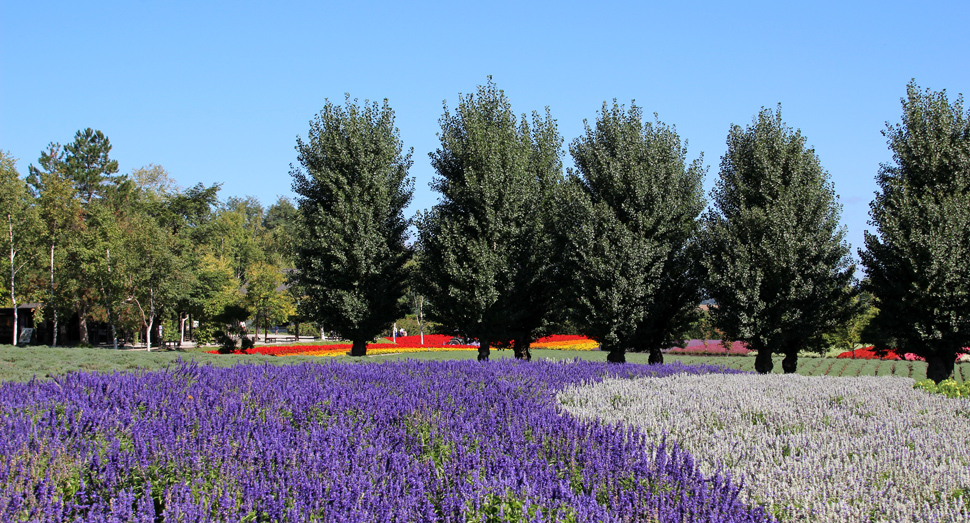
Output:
755,348,774,374
782,350,798,373
350,338,367,357
512,337,531,361
416,296,424,346
79,305,89,345
926,350,956,384
477,338,491,361
100,248,119,350
9,215,17,346
648,347,664,365
145,317,153,352
606,348,626,363
50,243,58,347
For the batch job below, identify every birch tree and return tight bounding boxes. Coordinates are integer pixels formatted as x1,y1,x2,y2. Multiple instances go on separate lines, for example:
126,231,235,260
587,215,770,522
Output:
0,151,40,345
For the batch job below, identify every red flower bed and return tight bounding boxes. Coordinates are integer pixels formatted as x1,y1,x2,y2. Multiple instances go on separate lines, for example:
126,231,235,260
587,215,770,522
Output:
385,334,459,347
837,347,969,362
837,347,900,360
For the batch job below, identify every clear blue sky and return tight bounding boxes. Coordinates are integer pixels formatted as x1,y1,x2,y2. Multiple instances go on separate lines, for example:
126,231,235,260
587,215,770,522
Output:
3,0,968,261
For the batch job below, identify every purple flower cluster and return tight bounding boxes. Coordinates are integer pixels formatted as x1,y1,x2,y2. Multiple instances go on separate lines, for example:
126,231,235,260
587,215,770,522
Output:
0,360,772,522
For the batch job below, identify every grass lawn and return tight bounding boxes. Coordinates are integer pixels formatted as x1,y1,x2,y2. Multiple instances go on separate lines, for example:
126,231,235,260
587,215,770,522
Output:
1,344,968,384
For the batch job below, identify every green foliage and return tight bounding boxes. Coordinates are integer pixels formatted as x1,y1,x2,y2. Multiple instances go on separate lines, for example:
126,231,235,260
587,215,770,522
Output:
262,196,299,268
914,379,970,398
215,196,268,281
191,253,245,343
0,150,42,335
26,129,129,346
466,491,579,523
26,148,83,345
822,290,879,352
558,101,705,363
291,96,414,356
681,307,719,341
417,79,563,360
860,81,970,383
243,261,296,340
29,128,122,206
217,333,238,354
700,106,856,374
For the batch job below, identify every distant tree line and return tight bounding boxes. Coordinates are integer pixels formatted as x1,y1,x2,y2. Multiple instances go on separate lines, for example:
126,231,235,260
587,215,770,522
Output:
0,132,301,350
292,79,969,383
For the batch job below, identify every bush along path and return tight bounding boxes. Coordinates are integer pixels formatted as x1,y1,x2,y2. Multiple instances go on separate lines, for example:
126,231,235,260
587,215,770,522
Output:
0,360,773,522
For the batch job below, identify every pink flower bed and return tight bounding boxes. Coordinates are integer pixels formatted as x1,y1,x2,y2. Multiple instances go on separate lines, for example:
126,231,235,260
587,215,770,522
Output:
668,340,751,355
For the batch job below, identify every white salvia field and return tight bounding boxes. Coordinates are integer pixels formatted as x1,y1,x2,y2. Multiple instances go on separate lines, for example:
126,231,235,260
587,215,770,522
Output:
558,374,970,522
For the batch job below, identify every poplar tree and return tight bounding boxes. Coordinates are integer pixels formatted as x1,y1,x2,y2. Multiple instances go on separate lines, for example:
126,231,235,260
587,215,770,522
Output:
701,106,855,374
860,82,970,383
559,102,705,363
417,79,562,361
291,96,414,357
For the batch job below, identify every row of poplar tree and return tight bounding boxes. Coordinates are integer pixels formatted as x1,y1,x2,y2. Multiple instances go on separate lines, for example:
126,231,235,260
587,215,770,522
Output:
0,134,303,350
292,79,970,383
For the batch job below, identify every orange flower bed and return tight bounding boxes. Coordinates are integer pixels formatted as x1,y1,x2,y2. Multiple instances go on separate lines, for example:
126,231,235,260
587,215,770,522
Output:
530,334,599,351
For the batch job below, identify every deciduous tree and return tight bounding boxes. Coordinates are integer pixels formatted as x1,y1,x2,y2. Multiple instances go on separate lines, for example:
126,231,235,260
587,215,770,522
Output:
28,148,82,346
0,151,41,345
243,261,296,341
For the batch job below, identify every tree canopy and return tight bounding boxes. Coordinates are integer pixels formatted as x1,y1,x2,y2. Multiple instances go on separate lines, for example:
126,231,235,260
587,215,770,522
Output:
417,79,563,360
559,102,706,364
701,106,855,374
291,96,414,356
860,81,970,383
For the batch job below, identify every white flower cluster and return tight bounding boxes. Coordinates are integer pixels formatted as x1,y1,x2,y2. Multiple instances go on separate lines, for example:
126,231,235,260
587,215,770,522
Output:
558,374,970,522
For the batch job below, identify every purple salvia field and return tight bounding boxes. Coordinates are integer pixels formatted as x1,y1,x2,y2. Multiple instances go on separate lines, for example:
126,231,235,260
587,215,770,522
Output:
558,374,970,522
0,360,773,522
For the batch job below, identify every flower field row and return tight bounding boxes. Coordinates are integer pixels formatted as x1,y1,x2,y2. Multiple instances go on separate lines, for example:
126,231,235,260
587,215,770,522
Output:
529,335,600,351
212,334,601,357
0,360,771,522
668,340,751,355
836,346,970,362
559,373,970,522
